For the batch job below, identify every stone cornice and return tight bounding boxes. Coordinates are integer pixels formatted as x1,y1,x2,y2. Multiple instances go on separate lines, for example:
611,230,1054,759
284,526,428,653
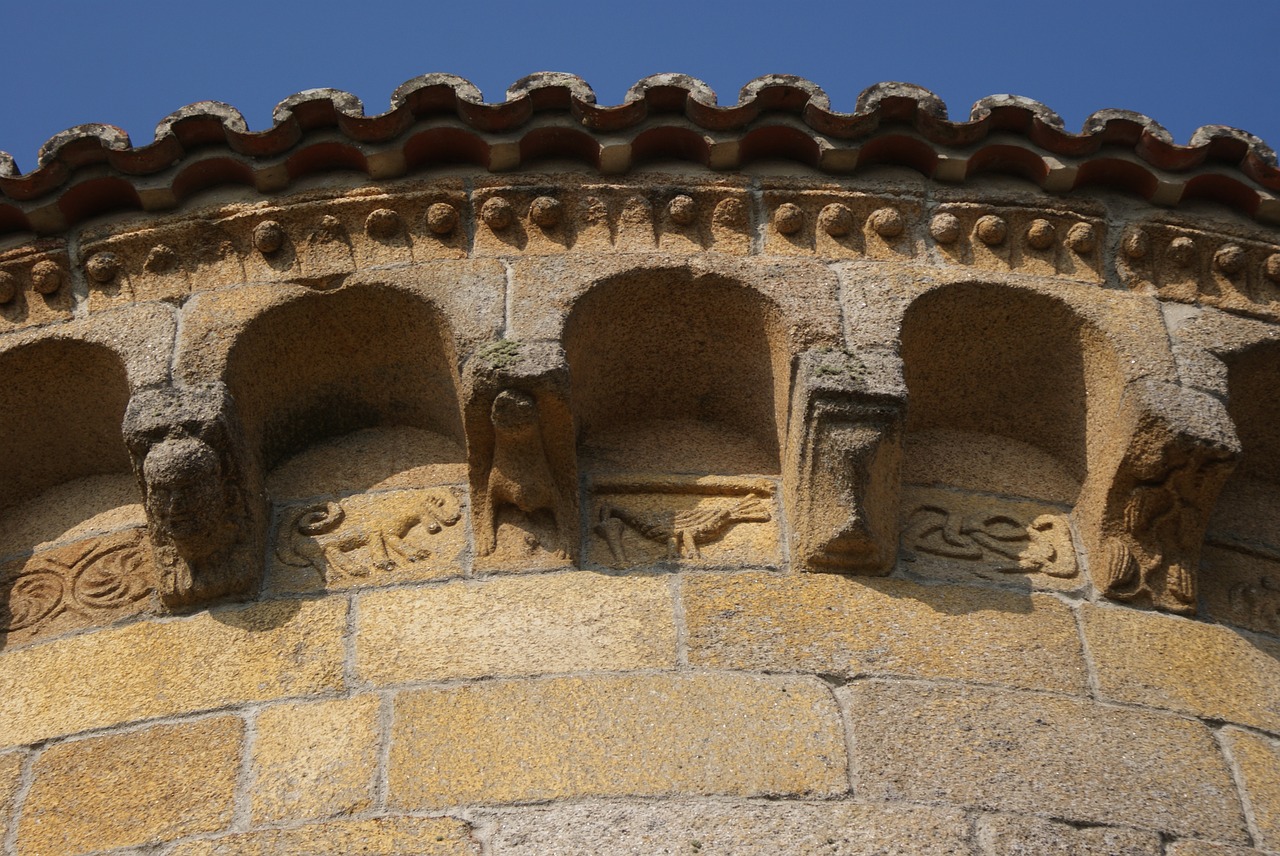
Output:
3,76,1280,236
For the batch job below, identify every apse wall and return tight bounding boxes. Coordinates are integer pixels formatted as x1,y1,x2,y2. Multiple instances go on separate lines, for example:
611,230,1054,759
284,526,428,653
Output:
0,78,1276,856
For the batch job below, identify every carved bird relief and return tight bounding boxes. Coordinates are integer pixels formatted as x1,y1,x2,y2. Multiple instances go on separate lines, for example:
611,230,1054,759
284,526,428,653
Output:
595,493,772,562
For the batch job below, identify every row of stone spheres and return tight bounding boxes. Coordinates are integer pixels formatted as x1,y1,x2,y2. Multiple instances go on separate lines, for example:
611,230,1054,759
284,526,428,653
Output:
0,74,1277,854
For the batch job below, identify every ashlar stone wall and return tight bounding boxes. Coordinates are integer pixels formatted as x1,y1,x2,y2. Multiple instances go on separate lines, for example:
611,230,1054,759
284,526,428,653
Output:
0,165,1277,855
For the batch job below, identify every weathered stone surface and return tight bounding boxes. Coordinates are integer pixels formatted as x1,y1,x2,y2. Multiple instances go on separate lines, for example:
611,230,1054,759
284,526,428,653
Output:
356,572,675,684
270,487,467,592
1165,845,1268,856
0,598,344,747
1081,604,1280,732
845,680,1247,842
974,814,1162,855
167,816,480,856
1223,728,1280,851
389,674,847,808
685,572,1086,694
589,476,781,569
488,801,974,855
0,750,25,834
18,716,241,856
899,486,1079,591
250,695,380,823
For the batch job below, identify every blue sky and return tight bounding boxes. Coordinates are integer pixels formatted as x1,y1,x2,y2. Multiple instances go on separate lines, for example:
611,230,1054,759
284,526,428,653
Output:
1,0,1275,171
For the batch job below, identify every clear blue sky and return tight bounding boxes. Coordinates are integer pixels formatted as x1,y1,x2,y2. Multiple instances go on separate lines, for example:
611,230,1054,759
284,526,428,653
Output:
1,0,1275,172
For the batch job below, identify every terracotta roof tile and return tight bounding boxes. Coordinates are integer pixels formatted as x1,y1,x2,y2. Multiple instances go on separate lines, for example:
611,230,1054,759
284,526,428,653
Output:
2,75,1278,236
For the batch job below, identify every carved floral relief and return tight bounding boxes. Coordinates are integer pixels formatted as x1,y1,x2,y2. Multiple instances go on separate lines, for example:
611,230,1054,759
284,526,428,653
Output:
0,528,155,646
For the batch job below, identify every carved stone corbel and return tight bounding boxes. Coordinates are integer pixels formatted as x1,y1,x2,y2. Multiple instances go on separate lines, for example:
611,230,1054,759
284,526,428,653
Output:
463,340,579,563
784,348,907,573
1075,378,1239,613
123,382,263,609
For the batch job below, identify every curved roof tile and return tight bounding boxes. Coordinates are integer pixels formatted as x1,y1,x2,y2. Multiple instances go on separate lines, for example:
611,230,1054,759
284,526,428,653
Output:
2,75,1278,235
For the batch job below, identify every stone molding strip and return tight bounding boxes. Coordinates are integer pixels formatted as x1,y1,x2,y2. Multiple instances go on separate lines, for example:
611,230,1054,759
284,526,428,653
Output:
3,76,1280,235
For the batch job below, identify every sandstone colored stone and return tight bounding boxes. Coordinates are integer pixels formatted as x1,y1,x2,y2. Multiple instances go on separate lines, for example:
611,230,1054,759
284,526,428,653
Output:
898,486,1080,592
269,486,468,593
1081,604,1280,732
684,572,1087,694
845,680,1247,842
1165,845,1268,856
18,716,241,856
250,695,380,823
488,801,974,855
975,814,1162,855
0,750,25,835
0,598,344,747
389,673,847,808
356,572,675,684
167,816,479,856
1222,728,1280,851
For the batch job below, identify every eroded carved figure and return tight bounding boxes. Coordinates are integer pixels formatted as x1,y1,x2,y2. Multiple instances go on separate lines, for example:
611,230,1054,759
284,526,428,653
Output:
465,342,579,562
1079,381,1238,613
595,493,772,562
785,349,906,573
124,382,260,609
276,488,461,579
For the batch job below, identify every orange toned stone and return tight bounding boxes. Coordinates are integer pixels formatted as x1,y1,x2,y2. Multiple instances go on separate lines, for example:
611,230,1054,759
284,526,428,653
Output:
0,598,345,748
357,572,675,684
489,801,973,855
975,814,1162,855
167,816,479,856
1222,728,1280,851
1081,605,1280,732
846,680,1247,842
18,716,241,855
0,750,26,835
684,572,1087,694
250,695,380,823
388,673,847,809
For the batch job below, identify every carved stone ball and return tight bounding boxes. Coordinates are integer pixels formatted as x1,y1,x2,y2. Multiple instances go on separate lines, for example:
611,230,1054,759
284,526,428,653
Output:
1065,222,1096,254
31,260,62,294
85,252,120,283
365,208,401,239
869,207,905,239
252,220,285,254
818,203,854,237
426,202,459,235
773,202,805,235
1026,218,1056,250
1265,253,1280,282
530,196,563,229
975,215,1007,246
482,197,514,230
1214,244,1246,275
713,197,747,229
144,244,178,274
0,271,15,304
1167,236,1197,268
667,194,697,227
929,213,962,244
1122,230,1150,260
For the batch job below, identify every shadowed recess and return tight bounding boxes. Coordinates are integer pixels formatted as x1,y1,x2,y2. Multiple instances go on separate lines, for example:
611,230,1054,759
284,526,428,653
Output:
0,338,143,556
900,282,1123,504
225,285,465,482
564,269,788,475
